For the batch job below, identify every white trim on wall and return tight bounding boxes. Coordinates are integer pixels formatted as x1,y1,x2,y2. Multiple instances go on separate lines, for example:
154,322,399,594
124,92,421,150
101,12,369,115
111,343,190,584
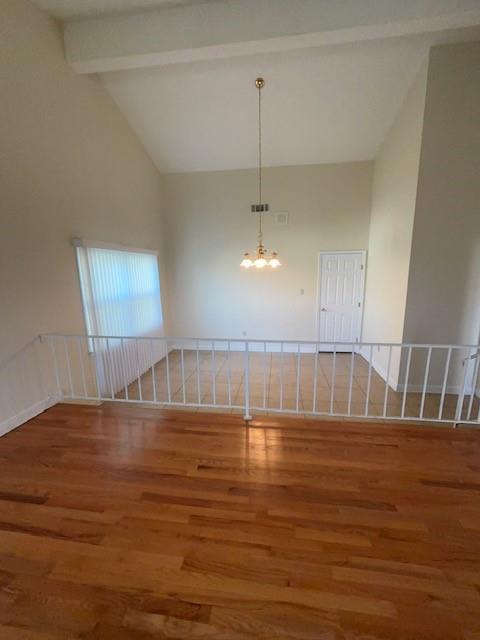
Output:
71,238,159,256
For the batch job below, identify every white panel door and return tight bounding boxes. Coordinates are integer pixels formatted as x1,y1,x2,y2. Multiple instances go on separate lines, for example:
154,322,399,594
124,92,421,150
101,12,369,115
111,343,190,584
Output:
318,252,365,351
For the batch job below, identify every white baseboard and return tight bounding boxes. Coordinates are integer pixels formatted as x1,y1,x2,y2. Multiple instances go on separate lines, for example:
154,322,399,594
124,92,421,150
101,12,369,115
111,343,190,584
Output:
358,346,473,395
395,383,469,394
0,395,58,438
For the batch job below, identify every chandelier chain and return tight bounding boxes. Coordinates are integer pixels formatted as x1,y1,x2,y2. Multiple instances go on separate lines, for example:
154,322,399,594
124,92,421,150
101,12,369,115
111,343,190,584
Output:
258,81,263,242
240,77,281,269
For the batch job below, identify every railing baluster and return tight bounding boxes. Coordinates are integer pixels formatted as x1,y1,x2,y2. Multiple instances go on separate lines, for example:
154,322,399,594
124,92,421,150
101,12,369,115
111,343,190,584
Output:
211,340,216,406
438,347,452,420
279,342,284,411
263,341,267,410
196,339,201,405
364,344,373,417
295,343,301,413
420,346,432,419
401,346,412,418
181,345,186,405
466,351,480,421
347,345,355,416
227,340,232,406
312,343,318,414
120,337,129,401
136,338,143,402
475,354,480,422
77,336,87,399
455,351,471,425
106,337,115,400
477,379,480,423
92,338,101,399
49,336,61,398
383,345,392,418
330,345,336,414
151,338,157,404
64,336,74,399
165,340,171,403
244,341,251,420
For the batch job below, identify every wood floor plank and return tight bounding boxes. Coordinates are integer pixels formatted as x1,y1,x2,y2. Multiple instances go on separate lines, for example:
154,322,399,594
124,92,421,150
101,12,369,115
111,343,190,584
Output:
0,403,479,639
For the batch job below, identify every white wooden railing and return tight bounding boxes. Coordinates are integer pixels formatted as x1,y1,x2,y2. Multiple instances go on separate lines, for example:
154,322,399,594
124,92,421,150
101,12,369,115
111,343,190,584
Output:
1,334,479,435
38,335,480,427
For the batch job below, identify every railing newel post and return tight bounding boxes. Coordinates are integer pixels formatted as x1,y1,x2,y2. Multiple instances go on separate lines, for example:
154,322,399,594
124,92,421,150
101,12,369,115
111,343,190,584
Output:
312,342,319,414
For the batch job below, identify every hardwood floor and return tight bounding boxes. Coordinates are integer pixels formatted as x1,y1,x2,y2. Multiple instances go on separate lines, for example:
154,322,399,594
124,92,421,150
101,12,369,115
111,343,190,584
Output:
0,403,480,639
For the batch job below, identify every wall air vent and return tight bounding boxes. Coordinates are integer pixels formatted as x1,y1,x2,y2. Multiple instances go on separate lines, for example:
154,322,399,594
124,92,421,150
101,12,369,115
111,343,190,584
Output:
275,212,289,225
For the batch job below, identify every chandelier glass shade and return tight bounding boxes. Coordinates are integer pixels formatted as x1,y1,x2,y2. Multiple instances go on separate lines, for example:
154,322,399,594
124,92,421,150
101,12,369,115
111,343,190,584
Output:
240,77,281,270
240,250,281,269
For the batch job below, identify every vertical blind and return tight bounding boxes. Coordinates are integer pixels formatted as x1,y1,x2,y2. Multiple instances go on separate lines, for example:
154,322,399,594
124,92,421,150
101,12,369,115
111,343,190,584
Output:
76,244,164,338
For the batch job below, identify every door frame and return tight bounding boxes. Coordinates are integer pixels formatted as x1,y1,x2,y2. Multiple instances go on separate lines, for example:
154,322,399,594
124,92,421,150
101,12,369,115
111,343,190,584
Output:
315,250,367,347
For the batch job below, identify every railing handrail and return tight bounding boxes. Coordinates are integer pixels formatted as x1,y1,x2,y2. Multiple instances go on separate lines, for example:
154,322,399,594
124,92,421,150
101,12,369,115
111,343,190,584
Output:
41,333,480,350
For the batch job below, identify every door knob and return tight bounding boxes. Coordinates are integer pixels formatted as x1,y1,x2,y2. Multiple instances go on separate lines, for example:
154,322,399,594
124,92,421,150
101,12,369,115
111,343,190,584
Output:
321,307,327,311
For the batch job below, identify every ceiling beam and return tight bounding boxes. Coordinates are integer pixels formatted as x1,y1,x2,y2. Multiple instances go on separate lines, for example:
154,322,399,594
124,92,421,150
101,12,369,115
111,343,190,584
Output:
65,0,480,73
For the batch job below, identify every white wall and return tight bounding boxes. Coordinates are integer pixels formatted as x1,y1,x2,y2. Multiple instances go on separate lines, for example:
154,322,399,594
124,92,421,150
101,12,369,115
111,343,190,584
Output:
362,63,428,384
362,42,480,394
402,42,480,394
163,162,372,341
0,0,166,429
404,42,480,347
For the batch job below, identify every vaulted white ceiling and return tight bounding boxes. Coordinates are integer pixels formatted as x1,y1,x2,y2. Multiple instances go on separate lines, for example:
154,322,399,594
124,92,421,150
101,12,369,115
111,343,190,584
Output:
102,38,430,173
32,0,480,173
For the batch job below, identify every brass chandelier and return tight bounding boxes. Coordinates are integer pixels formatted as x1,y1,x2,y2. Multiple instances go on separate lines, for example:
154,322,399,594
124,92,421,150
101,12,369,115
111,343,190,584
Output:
240,78,281,269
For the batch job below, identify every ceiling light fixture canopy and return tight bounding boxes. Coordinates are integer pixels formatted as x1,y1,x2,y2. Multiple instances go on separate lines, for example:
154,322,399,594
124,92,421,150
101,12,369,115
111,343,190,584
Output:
240,77,281,270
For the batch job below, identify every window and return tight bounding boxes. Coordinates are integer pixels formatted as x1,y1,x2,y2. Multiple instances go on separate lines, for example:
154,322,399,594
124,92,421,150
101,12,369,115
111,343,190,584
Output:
74,240,164,338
